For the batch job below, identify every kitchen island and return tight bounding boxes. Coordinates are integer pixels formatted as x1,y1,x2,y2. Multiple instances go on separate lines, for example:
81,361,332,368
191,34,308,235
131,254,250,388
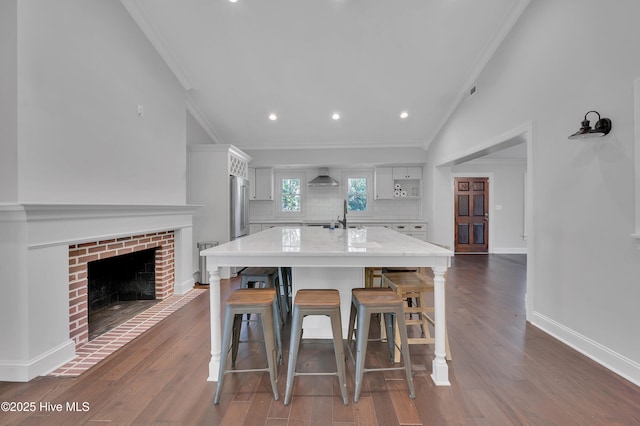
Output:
201,226,454,386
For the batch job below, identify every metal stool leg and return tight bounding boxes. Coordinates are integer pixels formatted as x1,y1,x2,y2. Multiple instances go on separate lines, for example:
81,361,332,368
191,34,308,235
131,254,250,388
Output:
231,313,242,367
284,305,303,405
214,307,235,404
329,308,349,405
384,312,395,363
260,307,280,401
395,310,415,399
273,298,283,364
347,300,357,352
353,305,371,403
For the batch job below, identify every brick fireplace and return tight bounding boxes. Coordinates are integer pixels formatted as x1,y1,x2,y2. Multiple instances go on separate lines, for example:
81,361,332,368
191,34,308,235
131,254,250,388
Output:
68,231,175,346
0,204,197,382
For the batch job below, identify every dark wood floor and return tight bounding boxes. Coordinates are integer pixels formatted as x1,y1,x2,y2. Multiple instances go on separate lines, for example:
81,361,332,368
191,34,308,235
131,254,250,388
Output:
2,255,639,425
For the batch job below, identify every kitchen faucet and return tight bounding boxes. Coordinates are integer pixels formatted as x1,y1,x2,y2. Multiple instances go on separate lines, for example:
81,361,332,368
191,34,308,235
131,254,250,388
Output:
338,199,348,229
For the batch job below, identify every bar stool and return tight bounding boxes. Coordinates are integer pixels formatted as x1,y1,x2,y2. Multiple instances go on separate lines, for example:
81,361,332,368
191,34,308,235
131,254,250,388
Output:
214,288,280,404
346,288,415,402
382,270,452,362
239,267,284,363
284,289,349,406
241,267,287,325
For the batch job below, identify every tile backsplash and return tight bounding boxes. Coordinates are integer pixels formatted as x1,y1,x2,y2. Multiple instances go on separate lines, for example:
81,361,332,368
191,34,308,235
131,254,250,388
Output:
250,187,422,222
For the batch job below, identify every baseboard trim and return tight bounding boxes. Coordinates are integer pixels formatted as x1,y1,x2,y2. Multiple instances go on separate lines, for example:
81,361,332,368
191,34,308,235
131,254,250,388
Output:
174,277,196,295
492,248,527,254
0,339,76,382
530,312,640,387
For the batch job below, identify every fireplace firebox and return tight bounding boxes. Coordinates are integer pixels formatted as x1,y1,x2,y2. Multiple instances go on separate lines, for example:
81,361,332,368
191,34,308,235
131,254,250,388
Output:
88,248,157,313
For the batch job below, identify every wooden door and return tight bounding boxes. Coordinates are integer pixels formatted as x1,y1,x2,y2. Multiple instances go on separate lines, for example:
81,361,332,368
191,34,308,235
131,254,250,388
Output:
454,177,488,252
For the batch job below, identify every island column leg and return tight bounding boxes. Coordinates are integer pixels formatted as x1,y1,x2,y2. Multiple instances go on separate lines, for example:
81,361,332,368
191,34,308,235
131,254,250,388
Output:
207,265,222,382
431,266,451,386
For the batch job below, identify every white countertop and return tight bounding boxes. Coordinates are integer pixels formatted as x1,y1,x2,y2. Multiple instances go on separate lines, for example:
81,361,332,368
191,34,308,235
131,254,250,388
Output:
201,226,450,265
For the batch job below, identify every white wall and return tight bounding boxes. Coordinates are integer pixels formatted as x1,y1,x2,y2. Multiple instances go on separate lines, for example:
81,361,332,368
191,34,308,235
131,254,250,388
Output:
427,0,640,384
0,0,18,202
17,0,186,205
246,146,428,168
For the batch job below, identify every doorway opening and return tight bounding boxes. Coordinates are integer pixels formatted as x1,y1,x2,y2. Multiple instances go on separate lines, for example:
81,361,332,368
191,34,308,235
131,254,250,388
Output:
454,177,489,253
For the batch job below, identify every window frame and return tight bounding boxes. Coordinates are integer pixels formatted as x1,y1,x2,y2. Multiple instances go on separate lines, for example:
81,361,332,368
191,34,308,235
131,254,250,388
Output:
275,170,306,218
342,169,374,218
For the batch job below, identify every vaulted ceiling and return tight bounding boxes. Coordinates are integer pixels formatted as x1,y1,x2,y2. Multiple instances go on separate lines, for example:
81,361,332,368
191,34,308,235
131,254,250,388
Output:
122,0,530,151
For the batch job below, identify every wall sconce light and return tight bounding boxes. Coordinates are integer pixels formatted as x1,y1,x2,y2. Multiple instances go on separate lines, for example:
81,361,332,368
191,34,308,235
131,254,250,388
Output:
568,110,612,139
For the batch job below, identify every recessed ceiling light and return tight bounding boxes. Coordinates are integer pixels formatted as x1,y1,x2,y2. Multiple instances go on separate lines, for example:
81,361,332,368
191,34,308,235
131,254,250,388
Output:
332,113,340,120
229,0,238,3
268,113,277,121
400,111,409,119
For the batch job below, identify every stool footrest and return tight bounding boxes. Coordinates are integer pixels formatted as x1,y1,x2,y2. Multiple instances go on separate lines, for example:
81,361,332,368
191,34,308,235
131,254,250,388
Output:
223,367,271,374
293,372,341,377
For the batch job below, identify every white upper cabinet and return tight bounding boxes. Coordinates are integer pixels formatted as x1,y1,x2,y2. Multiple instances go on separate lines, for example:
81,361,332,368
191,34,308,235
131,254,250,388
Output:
374,167,395,199
248,167,274,200
375,166,422,199
392,166,422,180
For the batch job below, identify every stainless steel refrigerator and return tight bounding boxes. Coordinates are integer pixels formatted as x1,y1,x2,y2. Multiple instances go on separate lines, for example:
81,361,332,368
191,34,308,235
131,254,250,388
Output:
230,175,249,240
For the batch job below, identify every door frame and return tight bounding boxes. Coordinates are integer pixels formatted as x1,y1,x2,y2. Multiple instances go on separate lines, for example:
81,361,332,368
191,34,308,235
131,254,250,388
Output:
452,172,494,253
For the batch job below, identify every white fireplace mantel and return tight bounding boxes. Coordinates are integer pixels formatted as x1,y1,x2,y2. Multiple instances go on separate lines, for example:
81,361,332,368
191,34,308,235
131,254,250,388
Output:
17,203,200,248
0,203,199,382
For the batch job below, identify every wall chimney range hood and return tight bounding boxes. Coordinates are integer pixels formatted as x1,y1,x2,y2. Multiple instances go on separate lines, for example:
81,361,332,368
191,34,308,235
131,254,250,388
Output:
308,168,339,187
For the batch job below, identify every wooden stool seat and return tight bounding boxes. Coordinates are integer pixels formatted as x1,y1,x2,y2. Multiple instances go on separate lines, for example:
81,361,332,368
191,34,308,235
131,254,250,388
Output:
214,288,280,405
347,288,415,402
226,287,278,306
293,289,341,307
285,289,349,406
383,271,452,362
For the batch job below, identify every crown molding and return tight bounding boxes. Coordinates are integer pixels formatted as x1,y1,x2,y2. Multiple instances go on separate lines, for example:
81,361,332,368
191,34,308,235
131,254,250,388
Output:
186,93,224,144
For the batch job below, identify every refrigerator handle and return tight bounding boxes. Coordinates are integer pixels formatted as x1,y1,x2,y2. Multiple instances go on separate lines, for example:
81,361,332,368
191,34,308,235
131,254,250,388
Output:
242,184,249,230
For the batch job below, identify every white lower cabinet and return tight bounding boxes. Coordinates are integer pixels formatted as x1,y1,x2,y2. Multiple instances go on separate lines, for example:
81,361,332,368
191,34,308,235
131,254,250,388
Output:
393,223,427,241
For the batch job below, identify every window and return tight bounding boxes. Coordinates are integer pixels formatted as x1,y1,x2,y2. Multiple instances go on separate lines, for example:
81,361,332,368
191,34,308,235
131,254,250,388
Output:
347,177,367,212
343,170,373,217
281,178,301,212
276,171,305,217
